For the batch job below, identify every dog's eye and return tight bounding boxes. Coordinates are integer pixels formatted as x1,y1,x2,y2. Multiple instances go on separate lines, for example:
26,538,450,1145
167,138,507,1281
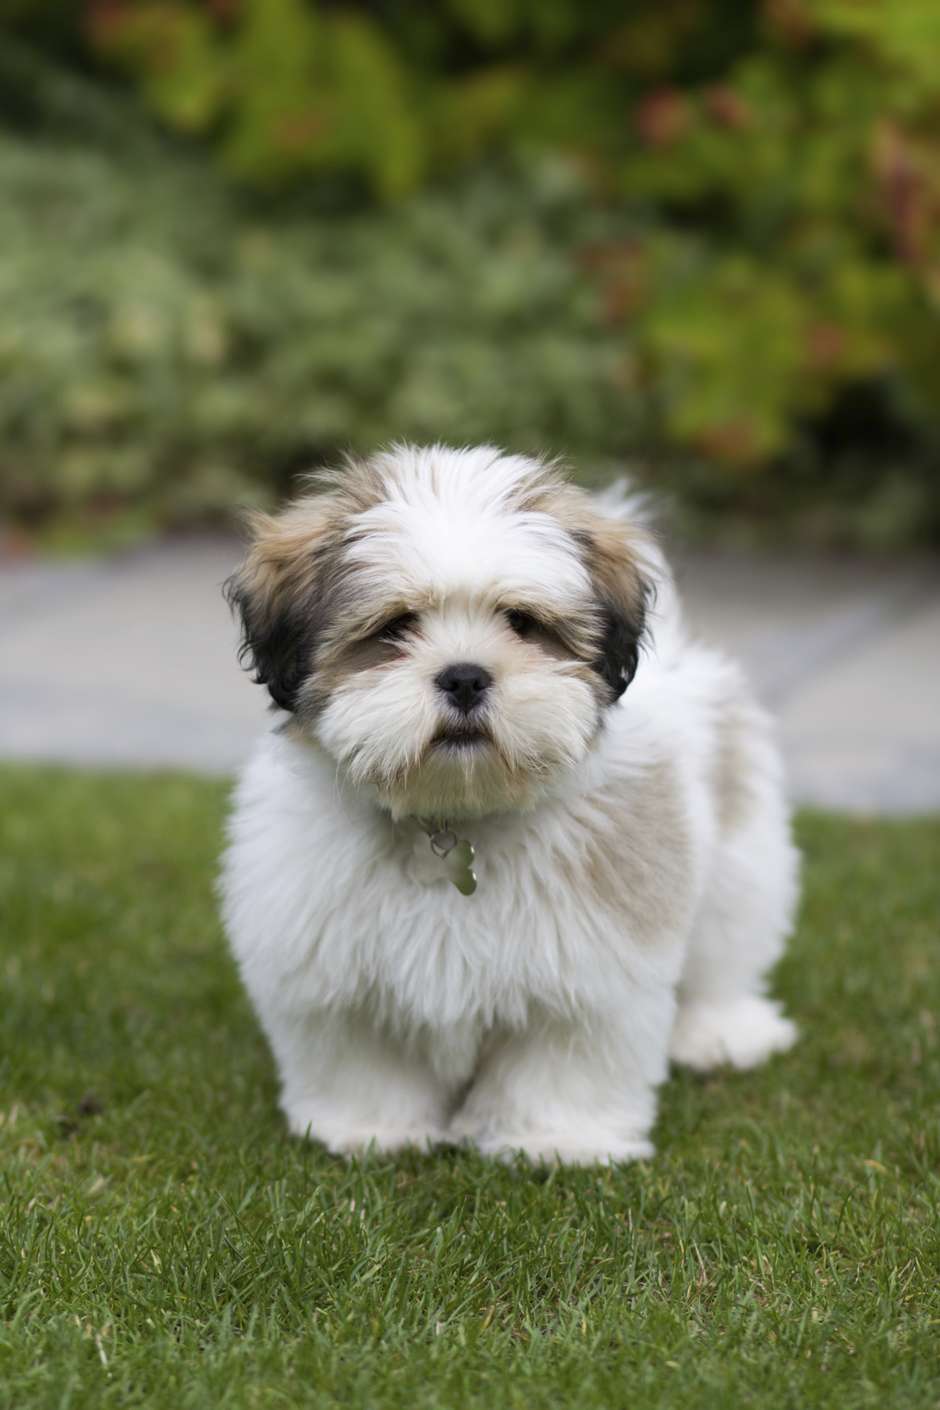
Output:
505,609,539,639
377,611,418,643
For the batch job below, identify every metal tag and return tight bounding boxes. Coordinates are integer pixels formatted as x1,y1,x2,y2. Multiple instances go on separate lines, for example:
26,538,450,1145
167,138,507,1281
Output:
427,827,477,896
447,838,477,896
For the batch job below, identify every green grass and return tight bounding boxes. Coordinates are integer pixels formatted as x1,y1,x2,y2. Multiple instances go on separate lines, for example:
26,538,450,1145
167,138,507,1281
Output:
1,766,938,1409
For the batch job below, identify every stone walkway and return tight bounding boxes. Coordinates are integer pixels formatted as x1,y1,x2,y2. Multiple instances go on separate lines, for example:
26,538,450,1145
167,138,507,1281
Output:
2,538,938,813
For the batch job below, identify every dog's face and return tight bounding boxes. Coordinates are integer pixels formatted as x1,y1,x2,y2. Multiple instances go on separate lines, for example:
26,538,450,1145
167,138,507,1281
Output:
227,447,652,818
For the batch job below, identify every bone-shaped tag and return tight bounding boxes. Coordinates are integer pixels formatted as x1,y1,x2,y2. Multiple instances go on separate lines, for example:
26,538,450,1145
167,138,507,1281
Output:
447,839,477,896
427,828,477,896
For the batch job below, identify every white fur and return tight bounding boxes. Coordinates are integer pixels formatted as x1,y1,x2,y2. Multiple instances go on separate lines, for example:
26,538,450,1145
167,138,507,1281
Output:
220,447,799,1165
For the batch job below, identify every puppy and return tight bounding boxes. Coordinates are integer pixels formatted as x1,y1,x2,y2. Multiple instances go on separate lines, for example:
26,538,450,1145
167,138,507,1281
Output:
220,445,799,1165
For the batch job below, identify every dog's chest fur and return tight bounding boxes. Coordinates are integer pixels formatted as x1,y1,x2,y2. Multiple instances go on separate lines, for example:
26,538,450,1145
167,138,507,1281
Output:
222,724,701,1045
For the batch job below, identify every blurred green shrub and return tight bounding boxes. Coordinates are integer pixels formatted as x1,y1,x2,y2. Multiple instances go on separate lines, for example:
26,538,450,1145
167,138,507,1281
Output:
2,1,940,545
0,63,644,542
79,2,940,457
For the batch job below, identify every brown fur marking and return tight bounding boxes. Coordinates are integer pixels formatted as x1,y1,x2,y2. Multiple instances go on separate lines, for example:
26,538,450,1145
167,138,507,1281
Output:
554,758,693,945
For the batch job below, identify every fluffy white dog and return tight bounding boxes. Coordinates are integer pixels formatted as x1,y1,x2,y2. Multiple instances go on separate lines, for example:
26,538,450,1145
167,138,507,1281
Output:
220,445,798,1165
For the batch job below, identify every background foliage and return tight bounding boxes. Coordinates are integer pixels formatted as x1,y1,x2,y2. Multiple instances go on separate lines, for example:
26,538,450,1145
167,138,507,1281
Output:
3,0,939,546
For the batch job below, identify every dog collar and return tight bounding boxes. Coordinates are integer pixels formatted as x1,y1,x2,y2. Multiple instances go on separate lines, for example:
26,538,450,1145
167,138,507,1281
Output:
418,820,477,896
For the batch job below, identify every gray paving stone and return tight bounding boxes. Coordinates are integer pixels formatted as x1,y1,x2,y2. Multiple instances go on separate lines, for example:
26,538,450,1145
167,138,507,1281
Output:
775,597,940,813
2,538,938,813
0,540,265,772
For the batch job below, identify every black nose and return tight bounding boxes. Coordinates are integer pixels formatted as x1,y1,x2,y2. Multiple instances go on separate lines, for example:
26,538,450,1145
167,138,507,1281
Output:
435,662,492,714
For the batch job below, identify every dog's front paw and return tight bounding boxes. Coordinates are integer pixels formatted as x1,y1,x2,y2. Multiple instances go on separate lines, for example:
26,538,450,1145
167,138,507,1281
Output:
284,1106,444,1156
450,1115,653,1167
669,995,797,1072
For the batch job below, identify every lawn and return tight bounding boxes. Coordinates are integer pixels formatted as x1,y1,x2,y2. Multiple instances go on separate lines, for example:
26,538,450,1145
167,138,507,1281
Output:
1,765,938,1409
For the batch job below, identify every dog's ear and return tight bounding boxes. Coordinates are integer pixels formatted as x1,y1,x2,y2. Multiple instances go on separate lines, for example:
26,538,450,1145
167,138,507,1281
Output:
224,497,340,712
574,517,653,702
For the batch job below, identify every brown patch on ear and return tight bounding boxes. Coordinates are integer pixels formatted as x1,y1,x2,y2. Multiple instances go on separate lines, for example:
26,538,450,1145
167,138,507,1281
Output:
575,518,652,700
526,483,654,702
224,496,344,713
223,453,401,713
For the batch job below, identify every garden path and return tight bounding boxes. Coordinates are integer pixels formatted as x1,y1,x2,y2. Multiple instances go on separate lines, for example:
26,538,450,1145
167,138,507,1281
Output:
2,539,938,812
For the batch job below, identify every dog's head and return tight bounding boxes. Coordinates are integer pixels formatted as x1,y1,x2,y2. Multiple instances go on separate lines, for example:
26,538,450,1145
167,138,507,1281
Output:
226,446,654,818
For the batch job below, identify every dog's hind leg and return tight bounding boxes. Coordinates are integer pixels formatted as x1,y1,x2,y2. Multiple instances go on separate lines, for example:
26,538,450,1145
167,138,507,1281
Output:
669,688,800,1073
